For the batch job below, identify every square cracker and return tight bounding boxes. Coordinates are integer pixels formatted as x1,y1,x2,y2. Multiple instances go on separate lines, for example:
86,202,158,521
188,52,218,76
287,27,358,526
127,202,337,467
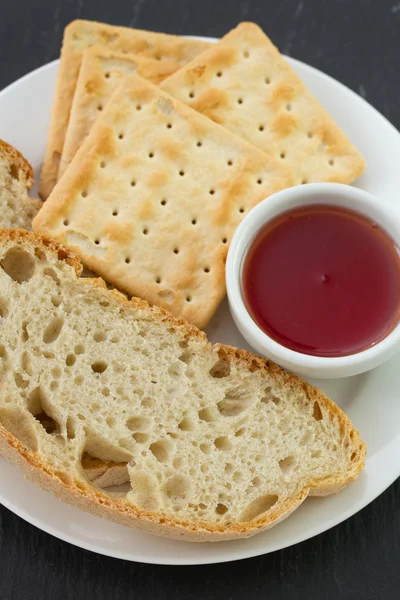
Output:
33,75,292,329
161,22,366,185
59,47,179,179
39,20,209,200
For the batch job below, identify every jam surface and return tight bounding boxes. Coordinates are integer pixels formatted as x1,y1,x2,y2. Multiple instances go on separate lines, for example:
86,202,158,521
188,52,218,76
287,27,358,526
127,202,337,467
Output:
243,204,400,357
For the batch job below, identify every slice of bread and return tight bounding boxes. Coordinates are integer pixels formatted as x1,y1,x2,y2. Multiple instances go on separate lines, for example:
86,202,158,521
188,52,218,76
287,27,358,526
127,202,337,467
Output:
0,230,366,541
0,140,41,229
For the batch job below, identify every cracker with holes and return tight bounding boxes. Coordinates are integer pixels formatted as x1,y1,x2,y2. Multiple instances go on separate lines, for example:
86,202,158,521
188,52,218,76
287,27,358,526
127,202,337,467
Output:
39,20,210,200
33,75,292,329
59,47,179,179
161,22,365,185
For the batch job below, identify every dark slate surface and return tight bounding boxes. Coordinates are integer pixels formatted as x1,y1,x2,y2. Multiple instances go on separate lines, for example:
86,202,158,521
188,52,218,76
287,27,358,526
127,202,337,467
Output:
0,0,399,598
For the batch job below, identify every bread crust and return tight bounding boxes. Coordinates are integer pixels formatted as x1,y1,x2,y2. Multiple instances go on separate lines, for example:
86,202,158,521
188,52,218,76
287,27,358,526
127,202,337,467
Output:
0,229,366,541
0,139,34,188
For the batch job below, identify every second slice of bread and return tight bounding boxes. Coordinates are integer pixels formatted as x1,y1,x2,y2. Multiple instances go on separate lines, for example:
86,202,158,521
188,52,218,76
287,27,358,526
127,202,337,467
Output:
0,140,41,230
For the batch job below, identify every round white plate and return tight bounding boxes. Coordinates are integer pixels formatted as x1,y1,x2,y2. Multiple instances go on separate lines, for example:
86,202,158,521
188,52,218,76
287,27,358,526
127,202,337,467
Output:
0,36,400,566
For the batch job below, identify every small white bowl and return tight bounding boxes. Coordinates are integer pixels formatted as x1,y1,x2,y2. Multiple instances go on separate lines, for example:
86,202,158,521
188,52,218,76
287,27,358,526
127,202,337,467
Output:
226,183,400,379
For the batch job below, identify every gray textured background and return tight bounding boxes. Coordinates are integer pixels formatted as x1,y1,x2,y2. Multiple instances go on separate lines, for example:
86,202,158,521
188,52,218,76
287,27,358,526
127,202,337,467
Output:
0,1,399,598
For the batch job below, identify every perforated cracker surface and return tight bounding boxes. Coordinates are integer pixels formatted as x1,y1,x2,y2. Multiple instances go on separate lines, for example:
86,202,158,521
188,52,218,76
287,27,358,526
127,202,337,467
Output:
33,76,292,328
162,22,366,186
59,47,179,178
39,19,210,199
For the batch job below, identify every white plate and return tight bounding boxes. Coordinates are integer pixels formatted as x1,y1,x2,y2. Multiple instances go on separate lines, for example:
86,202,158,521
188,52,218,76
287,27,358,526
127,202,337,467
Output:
0,36,400,566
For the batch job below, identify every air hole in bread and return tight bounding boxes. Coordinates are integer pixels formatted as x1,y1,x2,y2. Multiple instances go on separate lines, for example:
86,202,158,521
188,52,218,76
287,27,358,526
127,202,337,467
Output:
235,427,246,437
252,477,261,488
237,98,243,104
14,372,29,389
240,494,278,522
63,219,69,226
329,159,335,166
217,388,253,417
209,189,215,195
141,397,154,409
301,178,308,185
93,331,107,342
200,443,211,454
209,357,231,379
102,388,110,398
150,440,173,463
308,132,313,139
214,436,232,451
312,449,321,458
173,247,179,254
166,123,172,129
239,207,245,213
189,91,195,98
216,503,228,515
173,457,182,469
43,316,64,344
148,152,154,158
179,170,185,176
1,247,35,283
286,103,292,111
126,416,151,432
9,163,20,179
81,452,130,493
186,295,192,302
301,430,314,445
279,455,296,476
161,199,167,205
0,298,10,319
51,295,62,308
136,104,142,111
21,351,33,376
66,416,76,439
129,470,160,510
44,268,60,285
178,416,195,431
224,463,233,474
233,471,243,483
191,218,197,225
280,152,286,159
0,345,7,360
91,361,108,374
351,451,357,461
259,125,264,131
20,322,31,343
198,407,216,422
106,417,116,427
27,387,61,435
118,133,124,140
163,474,190,501
97,104,103,111
74,344,85,355
222,237,227,244
132,432,149,443
313,401,323,421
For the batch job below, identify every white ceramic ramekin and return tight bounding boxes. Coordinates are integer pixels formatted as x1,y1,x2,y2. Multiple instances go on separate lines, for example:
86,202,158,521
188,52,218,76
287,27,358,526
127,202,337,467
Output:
226,183,400,379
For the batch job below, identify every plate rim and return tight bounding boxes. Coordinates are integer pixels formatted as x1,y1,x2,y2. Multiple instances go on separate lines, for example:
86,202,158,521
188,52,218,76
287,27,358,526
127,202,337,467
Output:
0,37,399,565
